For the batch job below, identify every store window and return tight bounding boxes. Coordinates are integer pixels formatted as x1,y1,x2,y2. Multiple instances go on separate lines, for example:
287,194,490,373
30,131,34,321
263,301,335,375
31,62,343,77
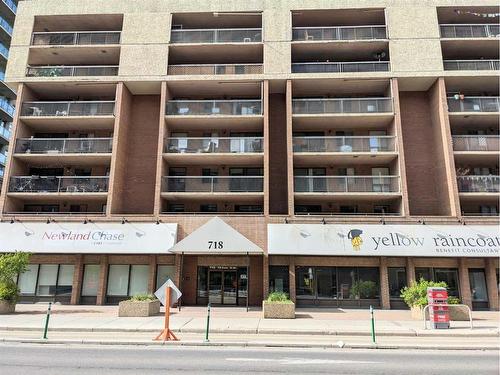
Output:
81,265,100,297
18,264,74,298
107,265,149,297
156,265,176,289
37,265,59,296
17,264,39,295
388,267,407,298
269,266,290,294
469,269,488,301
296,267,315,297
415,267,460,297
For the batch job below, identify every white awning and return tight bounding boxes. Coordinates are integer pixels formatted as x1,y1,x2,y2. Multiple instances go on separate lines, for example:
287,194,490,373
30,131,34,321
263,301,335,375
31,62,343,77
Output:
169,217,262,254
0,222,177,254
268,224,500,257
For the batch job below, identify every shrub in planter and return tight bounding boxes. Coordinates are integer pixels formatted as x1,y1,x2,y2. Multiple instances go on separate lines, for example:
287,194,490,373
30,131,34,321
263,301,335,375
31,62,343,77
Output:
350,280,378,299
118,294,160,317
263,292,295,319
0,252,31,314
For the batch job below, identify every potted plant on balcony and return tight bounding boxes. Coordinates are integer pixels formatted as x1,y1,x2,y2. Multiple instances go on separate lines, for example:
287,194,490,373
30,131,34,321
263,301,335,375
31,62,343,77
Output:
263,292,295,319
401,279,467,320
118,294,161,317
0,252,31,314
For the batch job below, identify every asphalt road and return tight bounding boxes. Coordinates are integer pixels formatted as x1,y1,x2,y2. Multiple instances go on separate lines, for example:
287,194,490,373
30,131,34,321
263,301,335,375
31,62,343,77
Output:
0,343,497,375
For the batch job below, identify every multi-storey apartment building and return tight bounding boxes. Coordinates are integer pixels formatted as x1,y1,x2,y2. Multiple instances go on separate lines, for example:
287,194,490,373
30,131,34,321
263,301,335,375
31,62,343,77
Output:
0,0,498,310
0,0,17,189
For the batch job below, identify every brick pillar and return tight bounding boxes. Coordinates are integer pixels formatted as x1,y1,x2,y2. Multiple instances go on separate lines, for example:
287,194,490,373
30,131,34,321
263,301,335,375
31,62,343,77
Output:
458,258,472,308
96,255,109,305
263,255,269,299
485,259,499,311
174,254,182,287
289,257,296,303
148,255,157,293
379,257,390,309
406,257,416,285
70,255,84,305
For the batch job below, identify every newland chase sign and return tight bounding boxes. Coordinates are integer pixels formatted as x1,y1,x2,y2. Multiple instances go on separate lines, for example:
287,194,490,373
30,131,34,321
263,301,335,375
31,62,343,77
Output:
268,224,500,257
0,222,177,254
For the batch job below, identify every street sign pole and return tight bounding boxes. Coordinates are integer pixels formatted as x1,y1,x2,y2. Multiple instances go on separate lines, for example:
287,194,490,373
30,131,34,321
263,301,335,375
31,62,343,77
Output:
154,286,179,341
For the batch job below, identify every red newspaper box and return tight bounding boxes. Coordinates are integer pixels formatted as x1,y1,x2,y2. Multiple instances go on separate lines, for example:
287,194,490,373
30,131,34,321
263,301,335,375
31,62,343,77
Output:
427,287,450,329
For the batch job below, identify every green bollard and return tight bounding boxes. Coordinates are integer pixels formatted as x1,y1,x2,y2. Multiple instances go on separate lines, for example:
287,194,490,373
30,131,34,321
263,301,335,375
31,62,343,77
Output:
370,305,376,344
205,303,211,342
43,302,52,340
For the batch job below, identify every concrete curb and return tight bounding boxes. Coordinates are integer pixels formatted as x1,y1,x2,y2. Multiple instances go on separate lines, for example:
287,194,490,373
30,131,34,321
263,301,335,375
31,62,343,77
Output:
0,326,498,337
0,337,498,351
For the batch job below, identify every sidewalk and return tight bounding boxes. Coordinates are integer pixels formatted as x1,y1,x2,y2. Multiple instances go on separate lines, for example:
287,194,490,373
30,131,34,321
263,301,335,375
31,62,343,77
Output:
0,304,498,349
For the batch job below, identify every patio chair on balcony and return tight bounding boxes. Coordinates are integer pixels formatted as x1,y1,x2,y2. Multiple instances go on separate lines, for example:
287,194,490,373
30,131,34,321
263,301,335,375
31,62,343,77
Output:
29,107,43,116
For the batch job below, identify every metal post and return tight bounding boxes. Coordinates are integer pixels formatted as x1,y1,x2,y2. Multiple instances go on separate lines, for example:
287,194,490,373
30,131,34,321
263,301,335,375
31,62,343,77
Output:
246,252,249,312
43,302,52,339
178,252,184,312
205,303,211,342
370,305,376,344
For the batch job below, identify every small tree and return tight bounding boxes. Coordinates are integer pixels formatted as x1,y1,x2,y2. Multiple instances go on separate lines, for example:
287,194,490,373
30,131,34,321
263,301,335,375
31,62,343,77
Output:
400,278,447,308
0,252,31,303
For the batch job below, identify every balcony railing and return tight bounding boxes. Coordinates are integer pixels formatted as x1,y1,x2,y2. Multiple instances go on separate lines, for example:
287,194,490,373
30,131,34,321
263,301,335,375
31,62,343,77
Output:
163,176,264,193
15,138,113,154
292,25,387,41
170,28,262,44
168,63,263,75
21,101,115,117
293,98,393,114
166,99,262,116
292,61,390,73
0,97,14,117
9,176,109,193
0,124,10,140
294,176,400,193
452,135,499,152
31,31,121,46
457,175,499,193
26,65,119,77
166,137,263,154
1,0,16,14
0,42,8,59
293,136,396,153
0,152,6,165
444,60,500,71
440,24,500,38
447,97,500,113
0,16,13,35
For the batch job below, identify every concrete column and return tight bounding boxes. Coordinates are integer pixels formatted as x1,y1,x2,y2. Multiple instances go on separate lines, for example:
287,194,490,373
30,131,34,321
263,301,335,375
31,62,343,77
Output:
70,255,84,305
96,255,109,305
458,258,472,308
485,259,499,311
380,257,391,309
285,80,294,216
147,255,157,293
406,257,416,285
289,257,296,303
174,254,182,287
263,80,270,216
263,255,269,299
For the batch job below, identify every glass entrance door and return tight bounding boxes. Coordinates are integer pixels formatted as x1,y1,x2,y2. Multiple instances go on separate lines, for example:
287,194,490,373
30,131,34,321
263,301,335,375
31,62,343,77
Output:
208,270,238,305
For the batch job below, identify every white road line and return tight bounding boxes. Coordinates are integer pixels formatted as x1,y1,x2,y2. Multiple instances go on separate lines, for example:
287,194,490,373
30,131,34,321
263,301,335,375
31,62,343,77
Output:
226,357,381,365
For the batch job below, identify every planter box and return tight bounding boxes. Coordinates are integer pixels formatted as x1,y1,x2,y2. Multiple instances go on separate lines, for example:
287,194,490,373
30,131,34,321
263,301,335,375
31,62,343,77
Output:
0,300,15,314
263,301,295,319
411,305,470,321
118,300,160,317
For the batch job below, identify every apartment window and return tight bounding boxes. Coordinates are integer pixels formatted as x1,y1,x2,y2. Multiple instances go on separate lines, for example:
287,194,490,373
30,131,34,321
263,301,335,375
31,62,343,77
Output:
235,205,263,213
269,266,290,294
340,205,358,214
81,265,100,297
167,204,185,212
388,267,407,298
295,205,322,213
200,204,218,212
156,265,176,289
202,168,218,183
24,204,60,213
479,205,498,215
374,205,391,214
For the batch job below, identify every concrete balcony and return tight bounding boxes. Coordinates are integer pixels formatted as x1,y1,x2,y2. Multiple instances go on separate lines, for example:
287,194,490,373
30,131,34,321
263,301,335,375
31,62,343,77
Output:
26,65,119,78
292,97,393,128
14,138,113,165
0,0,16,24
165,99,263,130
0,96,14,121
293,136,397,165
292,26,387,41
0,124,10,144
294,175,400,196
0,15,13,45
457,175,499,194
8,176,109,199
31,31,121,46
20,101,115,130
161,176,264,200
164,137,263,165
0,151,5,166
448,96,499,112
452,135,499,164
440,24,500,39
444,60,500,71
170,28,262,44
0,42,8,62
292,61,390,74
167,63,263,76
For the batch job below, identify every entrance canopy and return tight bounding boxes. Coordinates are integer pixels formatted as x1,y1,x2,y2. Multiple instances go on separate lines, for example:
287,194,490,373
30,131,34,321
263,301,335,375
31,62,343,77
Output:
169,217,262,254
